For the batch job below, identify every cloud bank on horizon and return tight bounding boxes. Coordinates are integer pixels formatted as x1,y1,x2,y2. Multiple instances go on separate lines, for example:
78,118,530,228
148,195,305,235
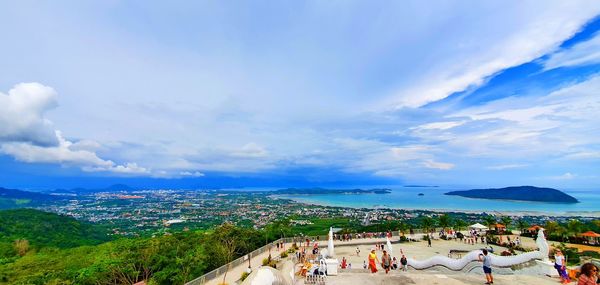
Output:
1,1,599,188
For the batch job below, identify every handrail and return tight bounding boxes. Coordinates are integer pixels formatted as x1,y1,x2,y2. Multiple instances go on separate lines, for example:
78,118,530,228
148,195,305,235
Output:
184,230,427,285
185,237,298,285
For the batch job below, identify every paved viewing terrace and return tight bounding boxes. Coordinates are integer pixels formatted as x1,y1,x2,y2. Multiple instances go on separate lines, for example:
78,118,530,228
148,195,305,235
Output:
323,271,563,285
187,232,597,285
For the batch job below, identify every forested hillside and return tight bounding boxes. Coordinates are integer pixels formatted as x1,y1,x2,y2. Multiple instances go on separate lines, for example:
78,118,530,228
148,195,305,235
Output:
0,209,289,285
0,209,110,248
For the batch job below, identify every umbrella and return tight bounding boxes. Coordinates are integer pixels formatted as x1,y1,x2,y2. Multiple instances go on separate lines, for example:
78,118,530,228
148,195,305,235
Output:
469,223,489,230
581,231,600,237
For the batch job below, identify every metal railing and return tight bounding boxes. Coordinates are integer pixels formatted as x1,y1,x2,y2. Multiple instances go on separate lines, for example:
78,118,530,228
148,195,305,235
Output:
185,237,298,285
184,231,426,285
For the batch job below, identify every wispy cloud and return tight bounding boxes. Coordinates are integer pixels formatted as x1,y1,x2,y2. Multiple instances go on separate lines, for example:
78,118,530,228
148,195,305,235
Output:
486,164,529,170
544,32,600,70
422,159,455,170
547,172,576,180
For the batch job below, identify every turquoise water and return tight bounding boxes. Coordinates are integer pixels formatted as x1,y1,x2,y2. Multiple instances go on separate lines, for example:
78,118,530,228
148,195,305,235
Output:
278,187,600,214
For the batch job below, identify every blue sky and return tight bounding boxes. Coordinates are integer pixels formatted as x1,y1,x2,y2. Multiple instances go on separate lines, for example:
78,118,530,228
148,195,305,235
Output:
1,1,600,190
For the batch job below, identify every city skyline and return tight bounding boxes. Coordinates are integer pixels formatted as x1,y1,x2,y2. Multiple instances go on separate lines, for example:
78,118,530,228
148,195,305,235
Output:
1,1,600,189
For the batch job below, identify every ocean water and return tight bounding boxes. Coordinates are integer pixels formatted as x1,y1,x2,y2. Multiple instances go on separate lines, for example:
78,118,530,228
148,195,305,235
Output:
277,187,600,215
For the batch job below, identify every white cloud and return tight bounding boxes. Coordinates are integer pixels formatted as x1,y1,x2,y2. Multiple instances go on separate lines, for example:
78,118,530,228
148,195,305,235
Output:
325,139,454,177
0,83,152,176
415,121,467,130
398,75,600,173
422,159,454,170
0,83,58,146
230,143,268,158
1,131,149,175
544,32,600,70
179,171,205,177
390,145,431,161
486,164,528,170
387,2,600,108
84,162,149,174
548,172,576,180
563,151,600,160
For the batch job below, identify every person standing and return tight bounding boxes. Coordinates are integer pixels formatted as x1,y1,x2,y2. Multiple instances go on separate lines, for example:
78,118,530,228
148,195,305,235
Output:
554,249,570,284
381,250,392,274
356,246,360,256
577,263,598,285
479,249,493,285
391,257,398,270
368,249,379,273
400,254,408,271
427,234,432,247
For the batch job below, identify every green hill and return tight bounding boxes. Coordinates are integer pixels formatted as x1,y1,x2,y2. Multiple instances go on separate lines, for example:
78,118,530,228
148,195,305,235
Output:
0,187,65,209
0,209,110,249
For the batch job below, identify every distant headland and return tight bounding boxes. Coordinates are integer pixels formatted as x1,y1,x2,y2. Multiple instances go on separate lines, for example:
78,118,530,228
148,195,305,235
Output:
275,188,391,195
444,186,579,203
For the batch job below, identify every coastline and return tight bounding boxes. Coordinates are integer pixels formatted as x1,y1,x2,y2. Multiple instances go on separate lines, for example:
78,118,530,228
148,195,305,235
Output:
272,195,600,218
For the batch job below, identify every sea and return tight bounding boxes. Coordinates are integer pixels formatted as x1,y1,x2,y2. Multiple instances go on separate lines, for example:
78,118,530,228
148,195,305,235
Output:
275,187,600,216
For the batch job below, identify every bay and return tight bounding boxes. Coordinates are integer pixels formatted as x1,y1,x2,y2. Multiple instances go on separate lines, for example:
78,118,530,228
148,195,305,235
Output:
277,187,600,215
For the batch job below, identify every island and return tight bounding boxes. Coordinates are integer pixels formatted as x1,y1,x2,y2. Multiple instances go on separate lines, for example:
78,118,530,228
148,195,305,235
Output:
274,188,391,195
444,186,579,203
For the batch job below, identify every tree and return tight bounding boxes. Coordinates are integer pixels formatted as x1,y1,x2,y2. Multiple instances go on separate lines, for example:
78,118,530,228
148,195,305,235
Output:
454,219,468,232
420,216,435,233
515,219,529,234
544,221,567,242
14,239,29,256
398,221,409,236
566,220,584,240
208,223,250,285
438,214,452,232
482,215,497,229
500,216,512,230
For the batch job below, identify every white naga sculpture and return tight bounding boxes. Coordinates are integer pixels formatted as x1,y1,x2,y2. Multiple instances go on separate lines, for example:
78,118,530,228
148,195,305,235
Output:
327,227,335,258
407,229,550,270
240,266,288,285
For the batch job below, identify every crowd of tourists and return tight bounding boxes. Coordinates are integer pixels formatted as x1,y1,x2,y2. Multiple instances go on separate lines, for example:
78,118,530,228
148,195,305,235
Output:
332,231,393,241
294,230,598,285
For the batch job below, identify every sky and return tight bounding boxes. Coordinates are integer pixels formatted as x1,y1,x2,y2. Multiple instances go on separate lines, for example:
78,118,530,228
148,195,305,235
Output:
1,1,600,190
